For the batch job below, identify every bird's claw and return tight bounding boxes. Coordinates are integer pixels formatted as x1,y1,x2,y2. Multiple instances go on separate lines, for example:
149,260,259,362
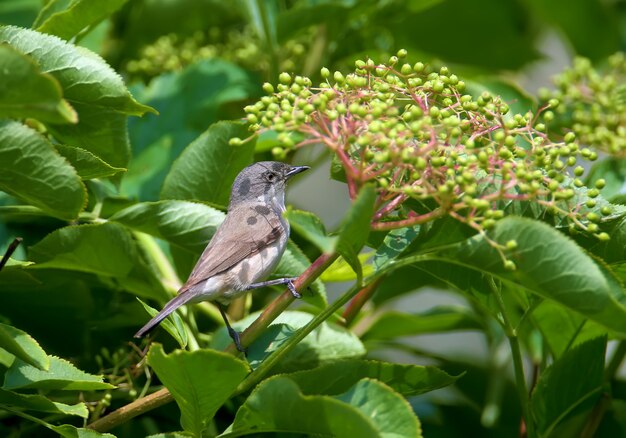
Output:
287,279,301,299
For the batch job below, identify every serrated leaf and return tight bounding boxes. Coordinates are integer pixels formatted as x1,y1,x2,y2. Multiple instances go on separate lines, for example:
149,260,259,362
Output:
54,144,125,179
335,185,377,285
531,336,607,437
137,298,187,349
161,121,255,206
3,355,114,391
435,217,626,336
50,424,115,438
0,388,87,418
147,344,249,437
222,376,379,437
34,0,130,40
335,378,422,438
110,200,225,254
0,120,85,220
0,44,76,123
362,306,483,341
0,25,154,116
285,208,336,253
0,322,48,370
285,358,461,397
211,311,365,373
28,222,168,301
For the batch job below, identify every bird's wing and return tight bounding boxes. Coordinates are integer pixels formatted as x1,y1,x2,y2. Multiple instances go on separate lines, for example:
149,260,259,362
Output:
179,205,283,292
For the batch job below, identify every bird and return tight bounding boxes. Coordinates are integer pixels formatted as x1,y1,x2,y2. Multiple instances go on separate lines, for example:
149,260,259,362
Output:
134,161,309,352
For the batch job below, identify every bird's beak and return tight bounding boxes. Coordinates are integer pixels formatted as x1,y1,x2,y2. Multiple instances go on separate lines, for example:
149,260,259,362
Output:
285,165,310,178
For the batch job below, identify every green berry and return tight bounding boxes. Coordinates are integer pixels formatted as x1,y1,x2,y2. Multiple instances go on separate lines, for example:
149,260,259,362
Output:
279,72,292,84
504,260,516,271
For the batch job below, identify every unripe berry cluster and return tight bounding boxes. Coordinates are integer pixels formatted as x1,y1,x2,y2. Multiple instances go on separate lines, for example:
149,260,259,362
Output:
126,27,308,79
234,50,617,265
539,53,626,157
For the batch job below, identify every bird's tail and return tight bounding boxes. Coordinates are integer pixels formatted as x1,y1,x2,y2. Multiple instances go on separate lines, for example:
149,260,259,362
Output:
134,293,193,338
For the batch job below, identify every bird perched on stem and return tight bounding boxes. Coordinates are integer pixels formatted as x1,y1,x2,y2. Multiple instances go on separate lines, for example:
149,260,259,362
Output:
134,161,309,352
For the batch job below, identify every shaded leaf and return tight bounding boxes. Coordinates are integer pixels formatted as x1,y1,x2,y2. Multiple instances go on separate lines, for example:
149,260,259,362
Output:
0,25,153,115
285,358,461,397
28,222,168,300
0,322,48,370
335,185,376,285
0,44,76,123
54,144,126,180
362,306,483,341
3,356,114,391
34,0,129,40
211,310,365,373
373,225,420,271
147,344,250,437
436,217,626,335
50,424,115,438
531,336,607,437
110,200,224,254
285,208,336,254
161,121,255,206
222,376,380,437
335,378,422,438
0,388,87,418
137,298,188,349
0,120,85,220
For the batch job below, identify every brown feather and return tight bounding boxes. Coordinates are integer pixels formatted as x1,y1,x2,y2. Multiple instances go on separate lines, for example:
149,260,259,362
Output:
179,203,284,293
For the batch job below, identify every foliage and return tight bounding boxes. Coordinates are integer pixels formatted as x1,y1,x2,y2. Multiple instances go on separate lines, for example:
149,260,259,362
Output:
1,1,626,437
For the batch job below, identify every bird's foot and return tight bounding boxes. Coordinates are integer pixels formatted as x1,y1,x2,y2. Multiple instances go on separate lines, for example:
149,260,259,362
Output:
287,279,301,299
227,327,247,356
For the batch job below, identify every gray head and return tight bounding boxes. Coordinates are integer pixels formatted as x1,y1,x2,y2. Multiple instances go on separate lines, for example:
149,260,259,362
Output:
229,161,309,208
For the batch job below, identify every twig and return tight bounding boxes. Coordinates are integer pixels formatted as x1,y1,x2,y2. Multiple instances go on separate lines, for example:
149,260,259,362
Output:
0,237,22,271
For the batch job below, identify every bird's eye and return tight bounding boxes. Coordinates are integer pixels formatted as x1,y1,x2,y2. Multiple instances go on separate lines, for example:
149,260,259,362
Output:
266,172,276,182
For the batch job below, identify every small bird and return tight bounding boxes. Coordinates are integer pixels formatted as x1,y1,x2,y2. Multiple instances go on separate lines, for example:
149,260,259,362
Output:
134,161,309,352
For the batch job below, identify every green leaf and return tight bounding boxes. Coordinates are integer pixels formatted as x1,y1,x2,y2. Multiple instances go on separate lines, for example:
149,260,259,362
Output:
0,44,76,123
29,222,135,278
320,253,374,282
362,306,483,341
0,388,87,418
54,144,125,180
285,358,461,397
34,0,130,40
335,378,422,438
211,310,365,373
0,25,153,116
3,355,114,391
531,336,607,437
125,59,256,200
28,222,168,300
530,300,608,359
137,298,188,349
161,121,255,206
110,200,225,254
48,101,132,170
222,376,379,437
0,120,85,220
0,322,48,370
147,344,250,438
285,208,336,253
437,217,626,336
223,376,421,437
0,25,155,169
50,424,115,438
373,225,421,271
335,185,377,285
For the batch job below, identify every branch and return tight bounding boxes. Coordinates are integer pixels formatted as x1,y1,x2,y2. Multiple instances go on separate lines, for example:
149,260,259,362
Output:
0,237,22,271
88,251,339,432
